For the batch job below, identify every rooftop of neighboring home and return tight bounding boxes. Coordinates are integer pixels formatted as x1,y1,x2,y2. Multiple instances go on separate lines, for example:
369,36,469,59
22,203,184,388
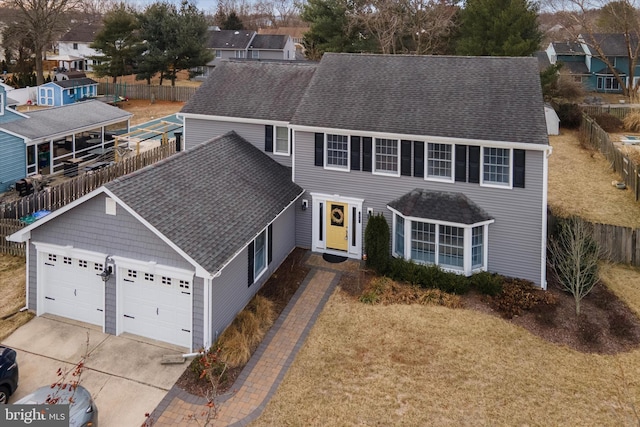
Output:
249,34,290,50
60,22,103,43
0,100,131,141
551,41,585,55
207,29,255,49
48,77,97,88
581,33,640,56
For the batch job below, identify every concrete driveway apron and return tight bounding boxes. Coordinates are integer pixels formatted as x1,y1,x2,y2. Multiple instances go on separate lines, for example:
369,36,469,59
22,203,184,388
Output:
2,315,188,427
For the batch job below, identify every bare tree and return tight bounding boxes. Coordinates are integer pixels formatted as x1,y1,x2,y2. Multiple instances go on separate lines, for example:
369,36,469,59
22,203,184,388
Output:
403,0,458,55
6,0,82,85
548,216,600,316
549,0,640,98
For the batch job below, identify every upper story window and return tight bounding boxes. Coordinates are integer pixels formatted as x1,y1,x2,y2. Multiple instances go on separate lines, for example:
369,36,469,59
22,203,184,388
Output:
427,143,452,180
235,50,245,58
73,43,78,50
483,147,510,186
374,138,398,175
275,126,288,154
215,50,221,58
326,134,349,170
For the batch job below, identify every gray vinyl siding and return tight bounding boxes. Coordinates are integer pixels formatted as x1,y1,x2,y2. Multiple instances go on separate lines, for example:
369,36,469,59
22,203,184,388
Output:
192,276,204,350
0,132,25,193
210,203,296,342
28,193,196,315
105,272,116,334
294,130,546,286
184,117,292,168
252,50,286,60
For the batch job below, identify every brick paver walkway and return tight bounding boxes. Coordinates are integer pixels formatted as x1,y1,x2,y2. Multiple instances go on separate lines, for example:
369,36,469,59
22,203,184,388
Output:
149,255,350,426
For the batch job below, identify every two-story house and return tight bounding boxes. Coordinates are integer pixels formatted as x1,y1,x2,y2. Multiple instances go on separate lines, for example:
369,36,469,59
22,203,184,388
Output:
8,53,550,353
544,34,640,93
53,23,103,72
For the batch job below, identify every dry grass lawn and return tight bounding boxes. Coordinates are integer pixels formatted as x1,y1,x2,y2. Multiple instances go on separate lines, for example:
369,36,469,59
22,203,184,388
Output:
0,254,32,341
548,130,640,228
254,266,640,426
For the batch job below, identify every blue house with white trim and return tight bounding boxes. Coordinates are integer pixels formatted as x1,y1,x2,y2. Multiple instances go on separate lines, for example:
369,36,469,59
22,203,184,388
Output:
37,77,98,106
0,86,31,193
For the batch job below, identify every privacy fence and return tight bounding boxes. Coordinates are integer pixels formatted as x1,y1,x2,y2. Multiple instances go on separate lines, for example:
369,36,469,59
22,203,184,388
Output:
98,82,197,102
581,105,640,120
0,143,177,256
579,113,640,201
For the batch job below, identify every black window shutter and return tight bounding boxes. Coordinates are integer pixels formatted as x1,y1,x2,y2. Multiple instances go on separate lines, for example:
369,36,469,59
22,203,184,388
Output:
265,125,273,152
314,133,324,166
455,145,467,182
413,141,424,178
247,241,255,287
350,136,360,171
468,146,480,183
267,224,273,264
400,140,412,176
513,149,526,188
362,137,372,172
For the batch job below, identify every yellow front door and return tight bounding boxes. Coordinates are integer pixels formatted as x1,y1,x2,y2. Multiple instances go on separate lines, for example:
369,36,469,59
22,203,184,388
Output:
326,202,348,251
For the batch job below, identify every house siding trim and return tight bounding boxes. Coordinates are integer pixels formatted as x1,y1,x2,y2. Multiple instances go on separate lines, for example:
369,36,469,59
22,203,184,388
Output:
290,125,551,152
540,150,550,290
179,112,289,127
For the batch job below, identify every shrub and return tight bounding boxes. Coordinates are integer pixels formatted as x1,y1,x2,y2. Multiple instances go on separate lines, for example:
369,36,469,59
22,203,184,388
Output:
364,214,390,273
358,276,463,308
218,327,251,368
556,103,582,129
592,113,623,132
469,271,504,296
385,257,470,294
248,295,276,331
623,112,640,132
490,279,557,319
191,347,228,383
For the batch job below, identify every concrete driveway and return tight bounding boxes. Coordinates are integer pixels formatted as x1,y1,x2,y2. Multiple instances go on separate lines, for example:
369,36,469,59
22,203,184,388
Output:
2,315,189,427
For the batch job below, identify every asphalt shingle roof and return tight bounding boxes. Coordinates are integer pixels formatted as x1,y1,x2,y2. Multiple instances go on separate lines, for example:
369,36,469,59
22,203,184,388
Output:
106,131,303,274
290,53,548,145
52,78,97,88
207,30,255,49
0,100,131,140
388,189,493,224
562,62,589,75
250,34,288,50
60,23,103,43
536,51,551,70
552,41,585,55
585,33,639,57
181,60,317,121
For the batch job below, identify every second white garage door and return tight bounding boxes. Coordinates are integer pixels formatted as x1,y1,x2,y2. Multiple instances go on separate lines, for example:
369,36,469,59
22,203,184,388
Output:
119,266,192,348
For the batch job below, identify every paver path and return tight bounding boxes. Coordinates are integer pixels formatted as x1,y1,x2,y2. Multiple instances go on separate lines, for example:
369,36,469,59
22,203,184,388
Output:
149,255,352,426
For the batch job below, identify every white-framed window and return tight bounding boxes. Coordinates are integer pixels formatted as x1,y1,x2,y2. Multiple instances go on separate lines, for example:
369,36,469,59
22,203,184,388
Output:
374,138,399,175
215,50,221,58
597,76,621,91
482,147,510,186
274,126,288,154
235,50,245,58
392,213,490,274
254,229,267,280
427,143,453,180
326,134,349,170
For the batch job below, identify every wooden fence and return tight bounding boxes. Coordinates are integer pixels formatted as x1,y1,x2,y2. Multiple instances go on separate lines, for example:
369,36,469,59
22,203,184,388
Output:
581,105,640,120
0,143,177,255
98,82,197,102
579,114,640,201
549,211,640,267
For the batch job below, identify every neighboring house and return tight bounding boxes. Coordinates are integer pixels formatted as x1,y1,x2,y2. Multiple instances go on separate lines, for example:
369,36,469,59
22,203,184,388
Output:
8,132,303,350
195,29,297,80
37,75,98,106
181,54,551,289
543,34,640,93
258,26,309,54
53,23,103,72
0,99,130,192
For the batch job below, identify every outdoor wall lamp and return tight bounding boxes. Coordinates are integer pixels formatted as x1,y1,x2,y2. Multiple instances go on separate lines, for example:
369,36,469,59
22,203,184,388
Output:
100,256,114,282
301,199,308,211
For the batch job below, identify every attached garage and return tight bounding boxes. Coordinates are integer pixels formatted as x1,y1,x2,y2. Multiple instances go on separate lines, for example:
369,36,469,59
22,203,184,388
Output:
115,259,193,348
35,243,105,328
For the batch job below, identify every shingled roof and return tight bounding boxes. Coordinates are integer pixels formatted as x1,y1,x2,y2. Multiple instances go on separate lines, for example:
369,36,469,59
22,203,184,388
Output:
106,131,303,274
181,60,317,121
291,53,548,145
60,23,103,43
250,34,288,50
52,77,97,88
206,30,255,49
551,41,585,55
584,33,639,57
388,189,493,225
0,100,131,141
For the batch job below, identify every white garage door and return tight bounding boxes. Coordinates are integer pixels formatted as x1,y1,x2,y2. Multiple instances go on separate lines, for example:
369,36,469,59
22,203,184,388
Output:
41,252,105,327
119,266,192,348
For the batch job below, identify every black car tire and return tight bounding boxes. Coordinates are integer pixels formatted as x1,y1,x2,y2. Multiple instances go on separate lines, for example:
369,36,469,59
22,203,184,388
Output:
0,385,9,404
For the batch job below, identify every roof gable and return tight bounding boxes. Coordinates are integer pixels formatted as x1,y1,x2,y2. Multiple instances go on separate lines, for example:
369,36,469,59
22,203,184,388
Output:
181,60,317,121
250,34,288,50
106,131,303,274
291,53,548,145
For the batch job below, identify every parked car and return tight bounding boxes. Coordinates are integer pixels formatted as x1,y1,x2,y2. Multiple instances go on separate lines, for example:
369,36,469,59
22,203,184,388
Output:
15,384,98,427
0,346,18,403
